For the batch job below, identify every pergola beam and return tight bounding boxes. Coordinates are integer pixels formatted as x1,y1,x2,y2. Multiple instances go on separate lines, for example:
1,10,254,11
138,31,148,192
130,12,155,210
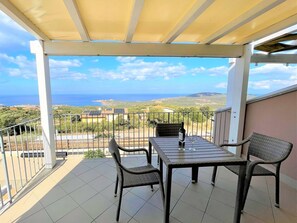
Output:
125,0,144,43
238,13,297,45
63,0,90,41
0,0,49,40
251,54,297,64
43,41,244,57
162,0,214,44
201,0,285,44
253,24,297,47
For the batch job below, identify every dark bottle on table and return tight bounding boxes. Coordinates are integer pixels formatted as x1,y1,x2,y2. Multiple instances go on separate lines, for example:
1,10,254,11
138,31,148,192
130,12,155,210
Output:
178,122,185,148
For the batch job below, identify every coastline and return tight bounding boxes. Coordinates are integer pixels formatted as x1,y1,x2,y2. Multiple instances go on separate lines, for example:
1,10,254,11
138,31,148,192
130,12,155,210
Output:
0,94,186,107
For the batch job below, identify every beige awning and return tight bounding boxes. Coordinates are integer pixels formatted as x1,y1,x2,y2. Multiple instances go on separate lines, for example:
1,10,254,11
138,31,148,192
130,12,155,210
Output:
1,0,297,56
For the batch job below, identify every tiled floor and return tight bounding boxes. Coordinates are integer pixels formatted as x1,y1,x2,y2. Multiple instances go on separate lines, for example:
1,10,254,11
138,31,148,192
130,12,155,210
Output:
0,155,296,223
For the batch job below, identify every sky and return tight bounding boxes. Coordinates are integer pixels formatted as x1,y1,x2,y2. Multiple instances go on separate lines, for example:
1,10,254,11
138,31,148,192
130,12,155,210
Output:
0,11,297,96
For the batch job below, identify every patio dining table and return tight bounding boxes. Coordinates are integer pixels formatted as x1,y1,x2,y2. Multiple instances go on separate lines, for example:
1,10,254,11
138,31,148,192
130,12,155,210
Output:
148,136,247,223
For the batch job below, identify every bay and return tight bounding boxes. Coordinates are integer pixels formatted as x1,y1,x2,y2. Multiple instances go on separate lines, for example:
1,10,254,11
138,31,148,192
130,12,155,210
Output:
0,94,185,106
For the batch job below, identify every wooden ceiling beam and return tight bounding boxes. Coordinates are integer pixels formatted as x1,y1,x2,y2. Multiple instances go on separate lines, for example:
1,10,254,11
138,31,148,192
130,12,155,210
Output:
125,0,144,43
238,14,297,45
201,0,285,44
162,0,214,44
64,0,90,41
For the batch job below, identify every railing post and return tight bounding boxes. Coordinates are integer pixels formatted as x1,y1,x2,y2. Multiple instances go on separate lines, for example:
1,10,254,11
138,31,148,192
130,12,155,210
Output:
112,114,115,138
0,132,12,203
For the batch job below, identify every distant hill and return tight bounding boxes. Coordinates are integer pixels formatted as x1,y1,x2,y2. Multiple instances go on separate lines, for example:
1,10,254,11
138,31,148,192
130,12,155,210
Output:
187,92,223,97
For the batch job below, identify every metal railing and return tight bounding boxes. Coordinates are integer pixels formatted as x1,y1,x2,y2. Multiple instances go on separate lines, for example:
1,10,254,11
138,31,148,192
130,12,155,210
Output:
54,111,215,155
0,111,214,210
0,118,44,211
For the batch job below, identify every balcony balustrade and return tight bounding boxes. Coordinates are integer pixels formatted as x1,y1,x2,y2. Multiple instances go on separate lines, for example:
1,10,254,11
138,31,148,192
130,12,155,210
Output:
0,111,214,210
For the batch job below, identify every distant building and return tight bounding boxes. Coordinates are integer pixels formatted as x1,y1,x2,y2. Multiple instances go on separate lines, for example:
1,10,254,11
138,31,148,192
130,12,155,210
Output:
22,105,39,110
81,110,104,123
81,108,128,123
163,108,174,113
102,108,128,122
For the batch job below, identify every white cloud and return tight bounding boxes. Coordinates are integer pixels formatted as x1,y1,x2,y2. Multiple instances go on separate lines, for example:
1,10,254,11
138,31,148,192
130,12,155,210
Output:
91,58,228,81
0,11,33,49
0,11,26,32
250,64,297,75
215,82,227,89
0,53,14,62
0,53,36,78
91,58,187,81
49,59,81,68
0,53,86,80
249,79,297,90
189,65,228,76
207,66,229,76
248,64,297,91
116,57,136,63
50,67,87,80
190,67,206,75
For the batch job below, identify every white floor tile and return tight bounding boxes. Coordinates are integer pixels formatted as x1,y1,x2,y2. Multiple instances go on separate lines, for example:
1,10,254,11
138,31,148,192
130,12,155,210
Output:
45,195,78,222
3,156,297,223
56,206,93,223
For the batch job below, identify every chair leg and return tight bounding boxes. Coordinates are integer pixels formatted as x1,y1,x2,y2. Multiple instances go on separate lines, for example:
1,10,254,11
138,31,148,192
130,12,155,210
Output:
241,174,252,211
275,175,280,208
211,166,218,186
116,186,123,222
192,167,199,183
157,155,160,165
158,175,165,208
114,176,118,197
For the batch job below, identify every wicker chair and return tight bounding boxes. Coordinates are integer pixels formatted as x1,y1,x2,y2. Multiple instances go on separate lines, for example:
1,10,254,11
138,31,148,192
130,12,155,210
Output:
155,123,181,164
108,138,165,222
211,132,293,210
155,123,199,182
155,123,181,137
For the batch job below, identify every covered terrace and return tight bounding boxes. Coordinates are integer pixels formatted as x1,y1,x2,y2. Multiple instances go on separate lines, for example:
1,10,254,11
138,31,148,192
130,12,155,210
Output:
0,0,296,222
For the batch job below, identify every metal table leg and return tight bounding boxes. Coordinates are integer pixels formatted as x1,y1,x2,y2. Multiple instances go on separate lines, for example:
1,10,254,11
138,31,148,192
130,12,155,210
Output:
164,166,172,223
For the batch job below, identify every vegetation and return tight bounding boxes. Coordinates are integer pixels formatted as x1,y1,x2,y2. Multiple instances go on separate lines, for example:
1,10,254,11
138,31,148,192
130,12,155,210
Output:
0,107,40,129
0,93,226,130
84,149,105,159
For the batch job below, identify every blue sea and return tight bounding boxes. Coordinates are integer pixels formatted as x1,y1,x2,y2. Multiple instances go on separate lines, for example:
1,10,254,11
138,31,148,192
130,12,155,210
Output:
0,94,185,106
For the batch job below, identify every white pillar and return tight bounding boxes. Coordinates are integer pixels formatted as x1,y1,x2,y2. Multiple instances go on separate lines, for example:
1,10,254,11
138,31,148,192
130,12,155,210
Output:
227,44,253,155
30,40,56,168
226,58,236,107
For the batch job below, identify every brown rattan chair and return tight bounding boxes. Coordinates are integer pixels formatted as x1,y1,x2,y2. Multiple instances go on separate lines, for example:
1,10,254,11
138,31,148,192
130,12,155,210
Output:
108,138,165,222
211,132,293,210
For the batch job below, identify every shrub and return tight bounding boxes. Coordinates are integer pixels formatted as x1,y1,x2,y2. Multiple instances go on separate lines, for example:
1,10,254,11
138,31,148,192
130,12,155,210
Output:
84,149,105,159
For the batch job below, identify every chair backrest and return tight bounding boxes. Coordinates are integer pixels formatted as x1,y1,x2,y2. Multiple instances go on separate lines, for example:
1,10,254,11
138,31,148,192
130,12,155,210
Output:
248,132,293,162
156,123,181,137
109,138,124,179
109,138,121,163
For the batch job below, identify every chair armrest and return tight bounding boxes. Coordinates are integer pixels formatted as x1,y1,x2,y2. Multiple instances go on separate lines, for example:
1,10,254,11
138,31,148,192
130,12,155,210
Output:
118,145,149,162
220,135,251,147
246,159,282,178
